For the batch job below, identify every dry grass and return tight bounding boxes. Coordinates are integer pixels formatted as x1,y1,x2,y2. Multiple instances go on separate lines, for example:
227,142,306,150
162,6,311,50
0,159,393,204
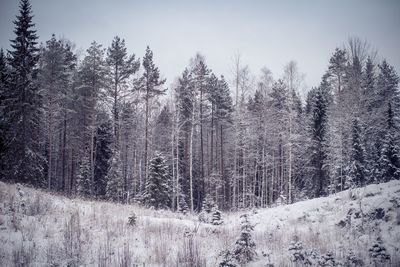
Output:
1,181,400,266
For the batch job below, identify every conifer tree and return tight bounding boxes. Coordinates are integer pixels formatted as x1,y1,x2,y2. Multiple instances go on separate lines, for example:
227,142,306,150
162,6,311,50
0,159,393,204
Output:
106,36,140,146
143,152,171,209
105,149,124,201
94,115,113,197
3,0,45,185
76,152,92,197
348,118,366,187
376,60,400,113
233,214,257,264
379,103,400,181
178,197,189,215
77,41,108,195
0,49,8,174
138,46,166,188
305,78,330,197
39,34,75,190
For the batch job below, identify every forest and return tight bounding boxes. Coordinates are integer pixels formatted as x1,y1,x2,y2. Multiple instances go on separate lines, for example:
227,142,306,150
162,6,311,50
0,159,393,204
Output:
1,0,399,214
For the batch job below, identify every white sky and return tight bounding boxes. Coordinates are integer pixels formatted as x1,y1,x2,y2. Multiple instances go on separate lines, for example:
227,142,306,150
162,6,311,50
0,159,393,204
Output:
1,0,399,90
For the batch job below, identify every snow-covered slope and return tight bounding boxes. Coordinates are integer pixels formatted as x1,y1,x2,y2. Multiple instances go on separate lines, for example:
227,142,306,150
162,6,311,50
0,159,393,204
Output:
0,180,399,266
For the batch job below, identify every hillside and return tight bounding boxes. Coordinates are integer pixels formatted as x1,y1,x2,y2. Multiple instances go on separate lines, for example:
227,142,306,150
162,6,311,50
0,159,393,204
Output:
0,180,399,266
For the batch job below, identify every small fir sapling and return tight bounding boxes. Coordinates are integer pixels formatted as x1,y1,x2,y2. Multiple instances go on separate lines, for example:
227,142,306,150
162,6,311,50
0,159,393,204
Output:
232,214,257,264
369,238,390,264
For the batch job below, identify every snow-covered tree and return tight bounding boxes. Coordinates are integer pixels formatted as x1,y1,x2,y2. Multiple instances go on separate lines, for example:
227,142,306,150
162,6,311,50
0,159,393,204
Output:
94,115,113,197
379,103,400,181
2,0,45,186
137,46,166,187
232,214,257,264
105,149,124,201
106,36,140,147
76,152,92,197
348,118,366,188
77,41,108,195
143,152,171,209
305,76,331,197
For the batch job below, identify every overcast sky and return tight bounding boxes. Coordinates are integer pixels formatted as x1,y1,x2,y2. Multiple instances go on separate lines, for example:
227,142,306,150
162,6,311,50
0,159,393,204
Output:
1,0,399,89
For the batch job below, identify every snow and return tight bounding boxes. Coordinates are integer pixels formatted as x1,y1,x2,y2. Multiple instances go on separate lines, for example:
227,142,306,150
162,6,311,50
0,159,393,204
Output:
0,180,399,266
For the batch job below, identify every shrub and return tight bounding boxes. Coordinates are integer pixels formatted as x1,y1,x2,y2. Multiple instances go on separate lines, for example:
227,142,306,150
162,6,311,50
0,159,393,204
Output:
127,213,137,227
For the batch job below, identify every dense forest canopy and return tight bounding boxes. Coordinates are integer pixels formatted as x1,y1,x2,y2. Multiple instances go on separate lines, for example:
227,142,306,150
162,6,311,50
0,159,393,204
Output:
1,0,399,212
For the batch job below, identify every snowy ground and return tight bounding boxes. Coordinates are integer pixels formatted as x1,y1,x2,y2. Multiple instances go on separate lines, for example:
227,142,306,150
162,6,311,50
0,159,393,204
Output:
0,181,399,266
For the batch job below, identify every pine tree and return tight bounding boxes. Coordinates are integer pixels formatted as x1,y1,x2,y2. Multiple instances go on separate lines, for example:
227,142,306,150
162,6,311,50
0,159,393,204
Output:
3,0,45,185
39,34,75,190
143,152,171,209
77,41,108,195
192,56,210,201
106,36,140,146
138,46,166,189
379,103,400,181
174,68,196,212
105,149,124,201
348,118,366,187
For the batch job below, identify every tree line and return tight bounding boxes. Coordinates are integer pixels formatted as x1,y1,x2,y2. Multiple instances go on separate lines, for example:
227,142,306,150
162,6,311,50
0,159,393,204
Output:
1,0,399,212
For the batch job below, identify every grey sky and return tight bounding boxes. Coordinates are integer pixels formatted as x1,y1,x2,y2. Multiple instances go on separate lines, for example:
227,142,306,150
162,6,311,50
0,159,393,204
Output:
1,0,399,89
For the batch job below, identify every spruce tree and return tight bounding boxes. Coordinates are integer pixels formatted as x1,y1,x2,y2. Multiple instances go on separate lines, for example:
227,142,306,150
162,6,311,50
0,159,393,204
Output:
3,0,45,185
94,115,113,197
362,57,379,183
105,149,124,201
348,118,366,187
233,214,257,264
178,197,189,215
305,76,330,197
76,152,92,197
376,60,400,113
143,152,171,209
0,49,8,174
379,103,400,181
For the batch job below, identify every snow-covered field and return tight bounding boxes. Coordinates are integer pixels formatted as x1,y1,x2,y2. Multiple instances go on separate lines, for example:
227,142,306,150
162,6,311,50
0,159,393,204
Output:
0,181,399,266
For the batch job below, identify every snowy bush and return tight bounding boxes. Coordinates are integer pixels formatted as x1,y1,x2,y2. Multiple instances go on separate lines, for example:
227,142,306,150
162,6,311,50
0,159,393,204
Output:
211,206,223,225
218,214,257,266
288,240,305,263
318,251,337,266
127,213,137,227
178,197,189,215
368,238,391,264
344,250,363,267
218,249,238,267
288,240,323,266
198,194,223,225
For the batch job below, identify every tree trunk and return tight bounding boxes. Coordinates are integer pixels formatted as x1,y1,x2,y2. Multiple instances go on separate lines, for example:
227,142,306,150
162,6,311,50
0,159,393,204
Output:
144,86,149,191
189,110,195,212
